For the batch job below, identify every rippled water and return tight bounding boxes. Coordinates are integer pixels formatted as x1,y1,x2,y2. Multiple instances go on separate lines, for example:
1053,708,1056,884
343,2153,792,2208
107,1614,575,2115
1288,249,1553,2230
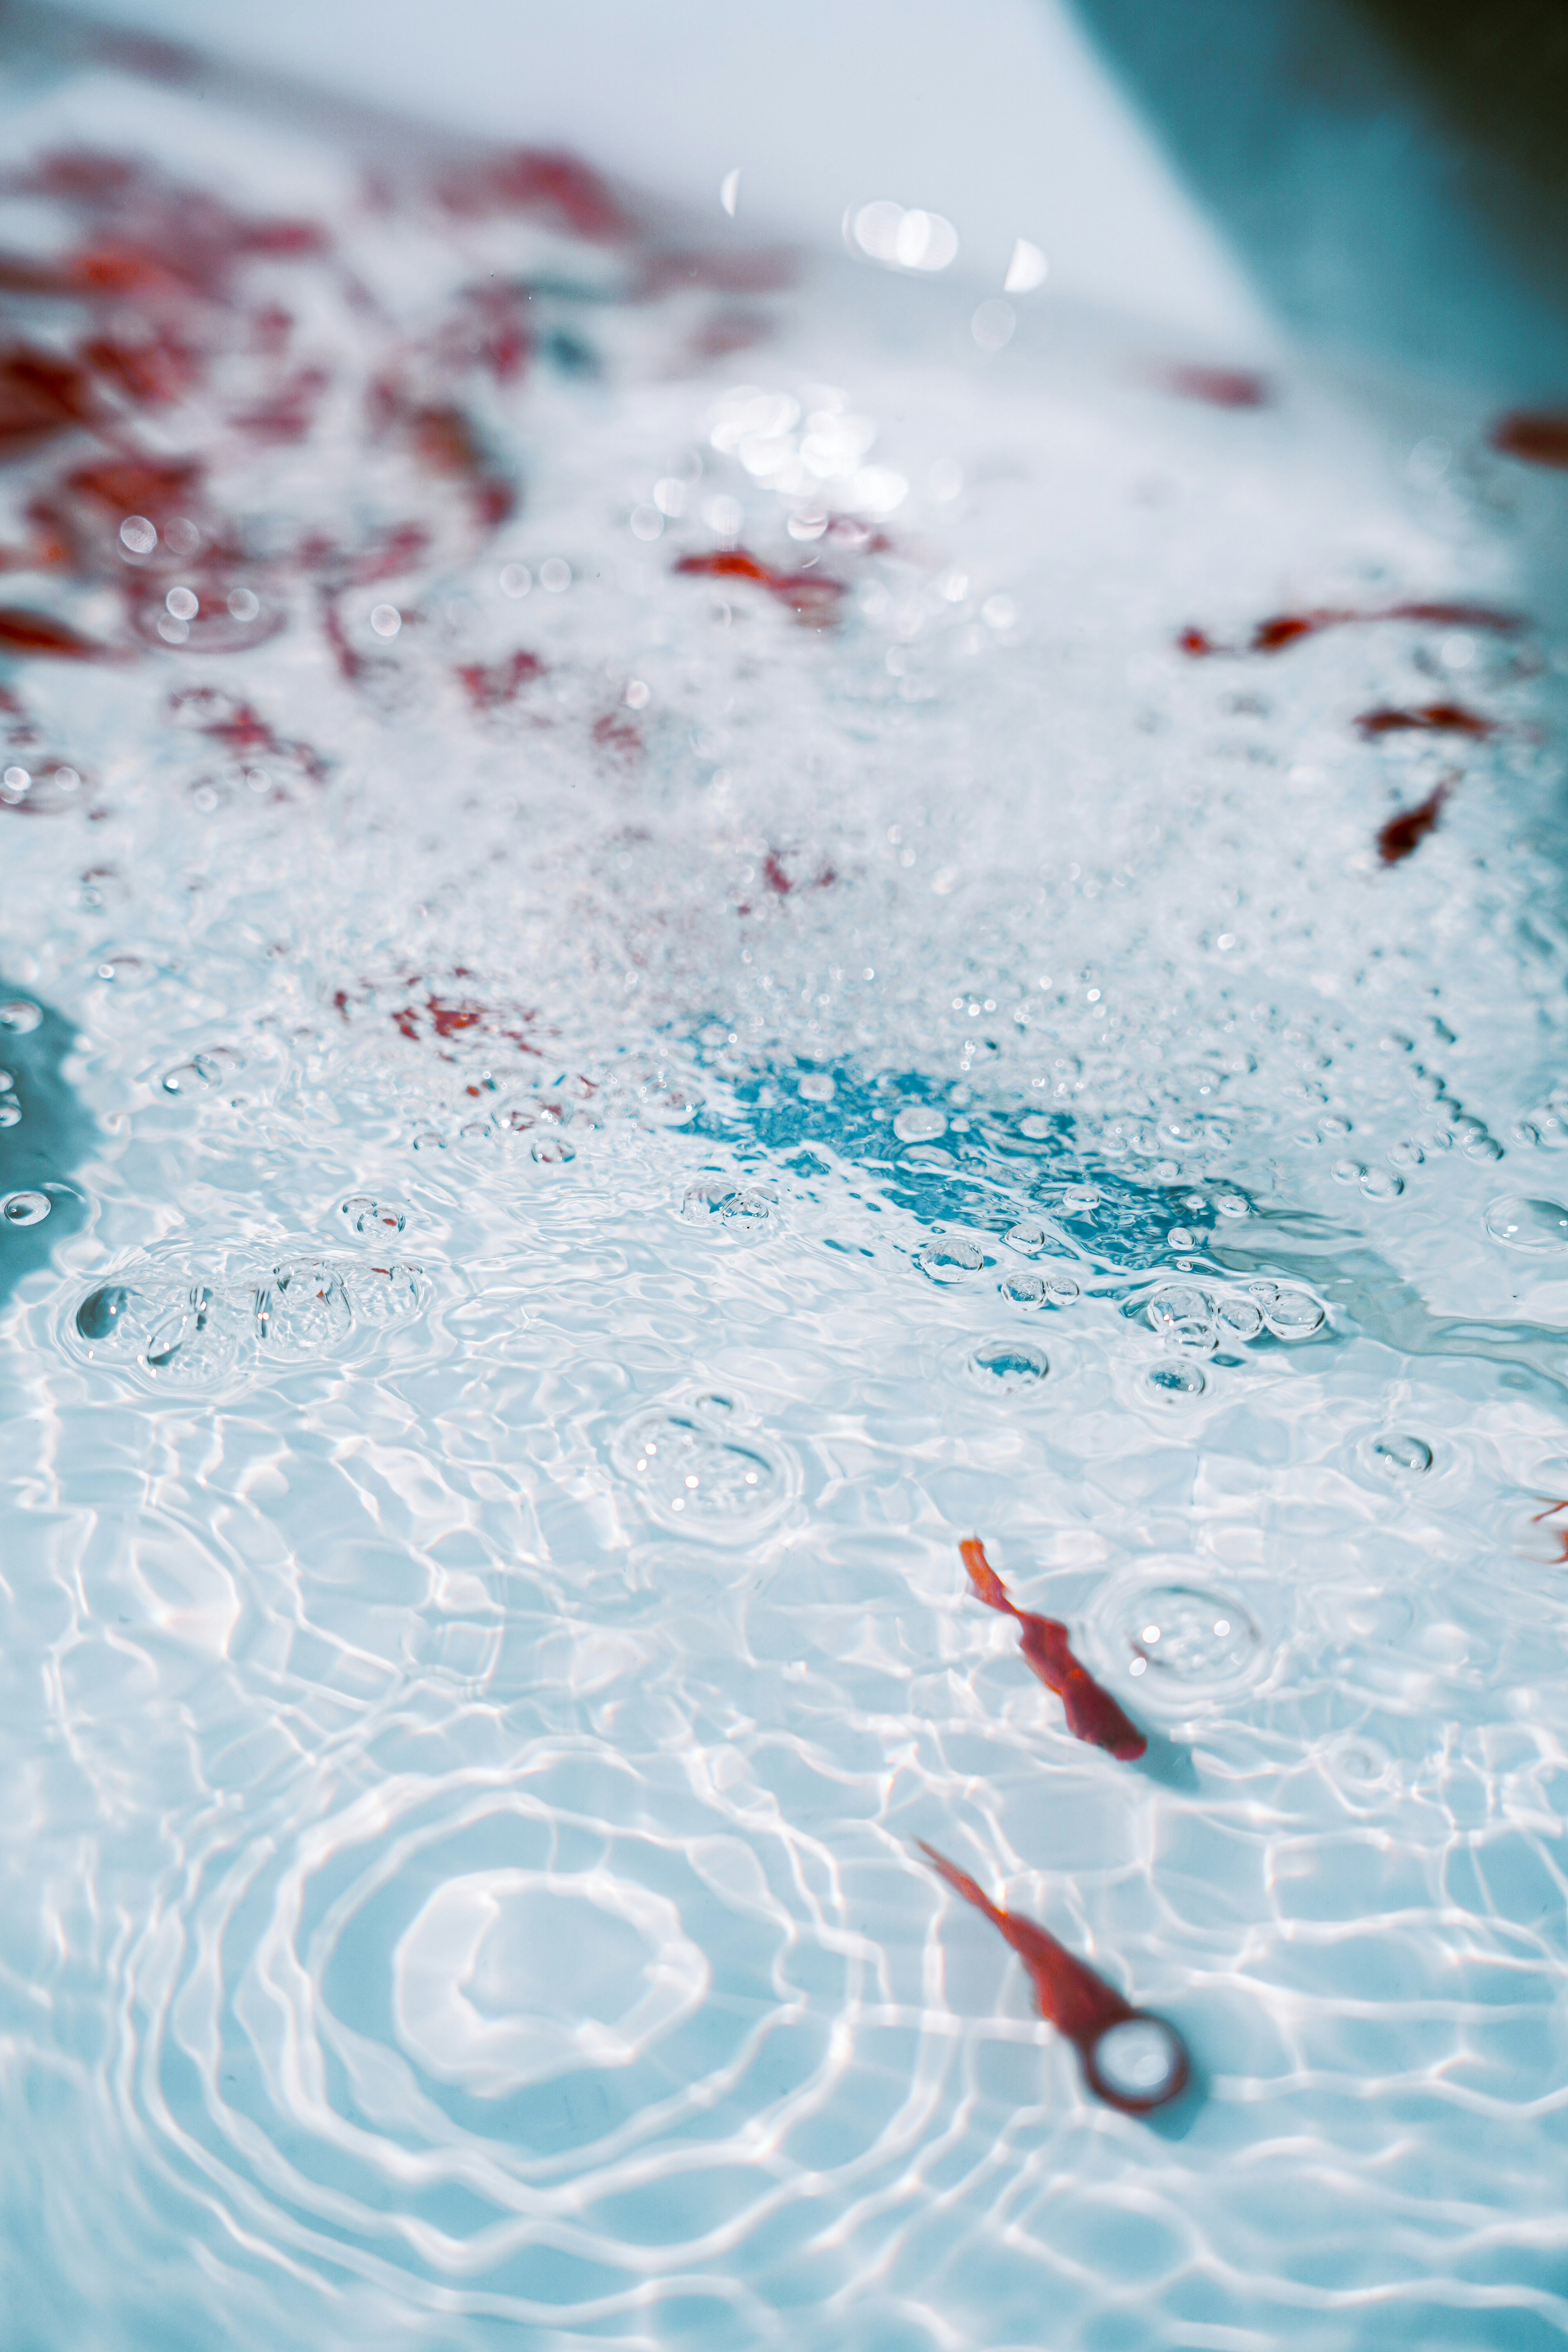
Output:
4,33,1568,2352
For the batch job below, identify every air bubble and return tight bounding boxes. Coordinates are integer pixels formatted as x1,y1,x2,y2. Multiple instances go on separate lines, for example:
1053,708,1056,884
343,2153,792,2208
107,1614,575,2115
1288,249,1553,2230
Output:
119,514,157,554
1087,2017,1188,2110
341,1196,408,1236
797,1072,835,1103
1118,1582,1261,1690
1254,1284,1325,1339
1361,1167,1403,1200
1147,1285,1216,1350
75,1283,138,1342
1214,1294,1263,1341
1003,1221,1048,1256
1147,1361,1205,1399
0,1001,40,1033
1485,1196,1568,1252
916,1234,984,1282
967,1337,1049,1388
614,1403,791,1539
2,1190,50,1225
141,1285,241,1385
1371,1432,1433,1476
893,1105,946,1144
256,1263,352,1356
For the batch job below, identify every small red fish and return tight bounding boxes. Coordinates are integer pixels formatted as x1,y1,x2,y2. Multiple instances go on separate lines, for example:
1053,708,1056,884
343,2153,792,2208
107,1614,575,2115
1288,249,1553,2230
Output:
0,606,109,659
960,1538,1145,1761
673,548,846,628
1356,702,1494,739
1180,602,1523,658
1492,412,1568,470
1531,1500,1568,1561
1377,781,1450,866
919,1842,1190,2116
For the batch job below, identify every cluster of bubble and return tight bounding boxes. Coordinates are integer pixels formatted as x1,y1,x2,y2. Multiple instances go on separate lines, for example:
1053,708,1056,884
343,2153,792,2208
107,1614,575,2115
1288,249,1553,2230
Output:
68,1202,425,1391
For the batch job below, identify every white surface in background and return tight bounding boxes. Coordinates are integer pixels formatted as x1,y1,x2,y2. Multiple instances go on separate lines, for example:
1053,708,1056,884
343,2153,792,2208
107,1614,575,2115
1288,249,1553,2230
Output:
49,0,1274,347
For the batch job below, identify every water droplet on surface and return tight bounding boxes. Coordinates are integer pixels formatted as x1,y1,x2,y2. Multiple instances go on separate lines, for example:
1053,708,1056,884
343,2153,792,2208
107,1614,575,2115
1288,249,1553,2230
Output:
1003,1221,1048,1256
1088,2017,1186,2108
1361,1167,1403,1200
3,1190,50,1225
1371,1431,1433,1476
0,1000,40,1033
1464,1135,1504,1163
1147,1361,1205,1399
1042,1272,1080,1304
967,1337,1049,1388
531,1134,575,1164
916,1234,984,1282
75,1283,138,1342
797,1072,835,1103
1000,1271,1046,1305
614,1405,791,1538
1485,1196,1568,1252
1060,1184,1100,1214
893,1105,947,1144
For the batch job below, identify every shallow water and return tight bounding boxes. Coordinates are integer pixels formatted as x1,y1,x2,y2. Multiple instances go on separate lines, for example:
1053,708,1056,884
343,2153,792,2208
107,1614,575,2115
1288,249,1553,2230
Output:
4,37,1568,2352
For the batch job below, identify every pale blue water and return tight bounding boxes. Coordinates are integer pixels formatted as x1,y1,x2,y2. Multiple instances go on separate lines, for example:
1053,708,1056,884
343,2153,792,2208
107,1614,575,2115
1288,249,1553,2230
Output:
3,34,1568,2352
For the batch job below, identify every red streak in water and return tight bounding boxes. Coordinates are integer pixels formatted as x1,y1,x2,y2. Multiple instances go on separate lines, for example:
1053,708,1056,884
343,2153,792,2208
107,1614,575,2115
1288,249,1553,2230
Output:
960,1537,1145,1760
64,454,204,521
673,548,846,628
1180,602,1524,658
919,1844,1190,2114
592,710,643,762
1155,362,1271,409
80,327,202,408
1377,781,1450,866
455,649,546,713
230,364,329,445
436,148,630,243
1492,412,1568,470
0,606,109,659
0,348,102,456
169,686,331,783
1356,701,1495,739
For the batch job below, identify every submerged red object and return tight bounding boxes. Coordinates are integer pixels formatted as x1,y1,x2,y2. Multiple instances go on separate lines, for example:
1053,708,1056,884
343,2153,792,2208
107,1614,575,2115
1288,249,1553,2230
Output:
919,1843,1190,2116
1492,411,1568,470
1356,701,1494,739
1376,781,1450,866
0,606,109,659
960,1538,1146,1761
673,547,846,628
1179,601,1523,658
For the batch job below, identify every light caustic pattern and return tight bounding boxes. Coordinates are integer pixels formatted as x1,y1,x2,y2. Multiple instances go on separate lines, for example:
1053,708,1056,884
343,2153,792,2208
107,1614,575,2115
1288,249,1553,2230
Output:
4,33,1568,2352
